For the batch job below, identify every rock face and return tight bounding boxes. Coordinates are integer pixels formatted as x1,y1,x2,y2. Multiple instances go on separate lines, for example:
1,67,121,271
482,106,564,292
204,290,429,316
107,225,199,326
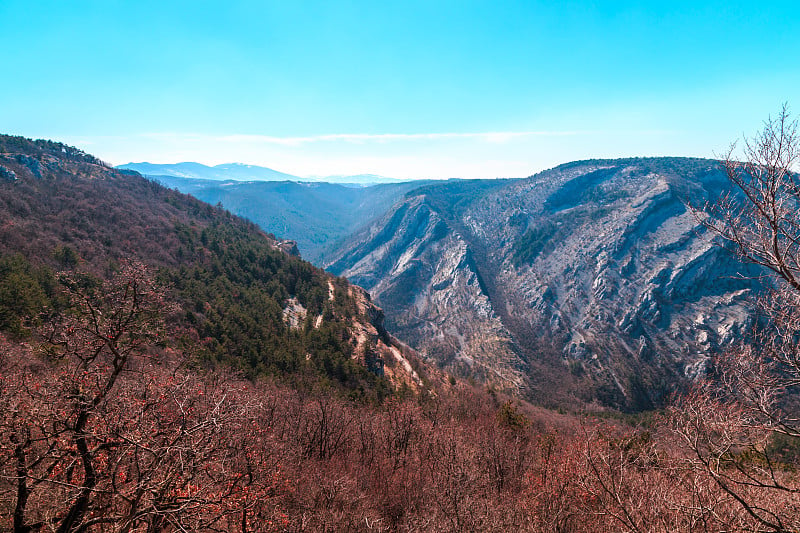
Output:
345,283,427,392
0,165,16,181
326,158,763,410
276,239,300,257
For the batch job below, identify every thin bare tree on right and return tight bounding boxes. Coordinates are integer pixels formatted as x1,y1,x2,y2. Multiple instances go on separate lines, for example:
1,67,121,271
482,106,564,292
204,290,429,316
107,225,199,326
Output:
672,105,800,532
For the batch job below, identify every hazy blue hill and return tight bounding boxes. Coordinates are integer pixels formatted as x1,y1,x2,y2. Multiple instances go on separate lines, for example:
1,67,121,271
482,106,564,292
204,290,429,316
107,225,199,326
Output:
118,162,406,186
148,174,432,263
120,161,414,186
119,161,302,181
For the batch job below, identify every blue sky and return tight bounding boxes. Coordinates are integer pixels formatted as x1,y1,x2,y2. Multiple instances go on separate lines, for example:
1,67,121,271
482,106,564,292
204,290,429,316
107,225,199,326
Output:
2,1,799,179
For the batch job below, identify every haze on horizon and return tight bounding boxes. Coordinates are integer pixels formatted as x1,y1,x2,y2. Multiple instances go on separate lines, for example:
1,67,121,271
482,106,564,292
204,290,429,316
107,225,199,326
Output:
2,1,799,180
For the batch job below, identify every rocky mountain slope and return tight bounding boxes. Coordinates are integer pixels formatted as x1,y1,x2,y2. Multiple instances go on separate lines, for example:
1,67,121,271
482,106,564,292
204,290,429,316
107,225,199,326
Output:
326,158,763,409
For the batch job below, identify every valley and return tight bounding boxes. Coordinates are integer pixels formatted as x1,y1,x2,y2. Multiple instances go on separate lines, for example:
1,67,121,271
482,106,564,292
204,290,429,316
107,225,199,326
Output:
2,133,799,532
132,172,431,263
151,157,764,410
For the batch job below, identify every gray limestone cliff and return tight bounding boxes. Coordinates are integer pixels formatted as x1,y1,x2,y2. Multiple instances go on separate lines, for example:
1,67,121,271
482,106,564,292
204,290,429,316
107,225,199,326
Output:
326,158,762,410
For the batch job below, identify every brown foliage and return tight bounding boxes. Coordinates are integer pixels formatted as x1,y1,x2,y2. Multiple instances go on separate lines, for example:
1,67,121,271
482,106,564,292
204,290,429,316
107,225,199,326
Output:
672,105,800,532
3,262,800,531
0,265,289,532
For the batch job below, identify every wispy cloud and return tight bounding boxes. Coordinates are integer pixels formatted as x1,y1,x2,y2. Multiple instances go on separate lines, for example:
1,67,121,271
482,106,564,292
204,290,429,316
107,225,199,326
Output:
141,130,583,147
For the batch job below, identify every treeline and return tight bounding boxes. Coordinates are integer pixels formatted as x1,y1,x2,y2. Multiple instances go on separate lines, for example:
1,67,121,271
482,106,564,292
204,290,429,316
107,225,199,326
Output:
0,134,105,166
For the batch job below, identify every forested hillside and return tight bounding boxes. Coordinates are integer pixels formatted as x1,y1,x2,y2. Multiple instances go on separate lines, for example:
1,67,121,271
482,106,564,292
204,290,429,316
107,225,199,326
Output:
0,134,421,396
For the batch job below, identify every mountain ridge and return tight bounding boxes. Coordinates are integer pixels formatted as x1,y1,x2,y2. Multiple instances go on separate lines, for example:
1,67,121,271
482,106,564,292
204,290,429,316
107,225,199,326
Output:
119,161,405,185
118,161,301,181
325,157,763,409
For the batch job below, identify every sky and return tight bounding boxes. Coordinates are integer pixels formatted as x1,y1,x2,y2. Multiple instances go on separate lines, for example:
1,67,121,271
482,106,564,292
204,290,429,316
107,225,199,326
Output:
2,1,799,180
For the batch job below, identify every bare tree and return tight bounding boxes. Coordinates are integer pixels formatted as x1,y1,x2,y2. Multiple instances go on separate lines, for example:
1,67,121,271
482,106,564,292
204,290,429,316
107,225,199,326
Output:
702,104,800,289
672,105,800,531
0,264,288,532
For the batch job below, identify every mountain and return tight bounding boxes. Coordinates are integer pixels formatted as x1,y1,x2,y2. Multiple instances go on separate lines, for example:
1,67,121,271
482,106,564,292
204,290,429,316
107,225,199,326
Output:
0,134,423,395
144,175,432,263
118,161,302,181
57,146,765,410
325,157,763,410
118,162,404,186
2,138,791,533
122,155,760,410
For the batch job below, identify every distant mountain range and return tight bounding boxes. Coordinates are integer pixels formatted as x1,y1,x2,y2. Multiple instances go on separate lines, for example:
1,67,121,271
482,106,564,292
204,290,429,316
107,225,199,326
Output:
117,162,403,185
139,174,432,263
